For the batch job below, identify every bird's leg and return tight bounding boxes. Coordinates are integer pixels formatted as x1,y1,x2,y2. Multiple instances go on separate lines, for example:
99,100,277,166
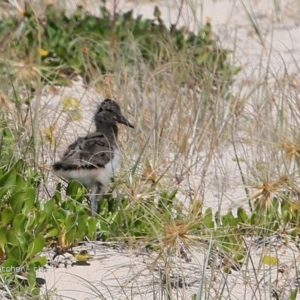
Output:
91,182,102,216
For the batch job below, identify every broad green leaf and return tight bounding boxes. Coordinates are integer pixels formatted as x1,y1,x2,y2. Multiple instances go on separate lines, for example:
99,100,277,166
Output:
75,228,86,241
61,199,76,211
66,180,85,200
291,229,298,238
53,208,66,225
290,289,298,300
9,246,22,262
0,168,16,198
15,174,25,191
47,26,57,40
88,218,97,235
0,258,18,272
0,226,7,249
65,215,76,231
31,288,40,296
38,211,47,223
237,207,249,223
16,234,29,254
66,227,77,244
22,187,36,213
26,211,37,228
222,211,239,226
1,208,14,225
8,191,25,213
203,208,214,229
262,255,279,266
27,264,36,289
78,215,88,233
250,212,258,225
44,227,59,238
51,183,62,205
44,199,55,216
13,159,23,173
13,213,26,232
6,228,17,246
219,236,231,251
29,256,47,268
34,218,49,236
26,236,45,259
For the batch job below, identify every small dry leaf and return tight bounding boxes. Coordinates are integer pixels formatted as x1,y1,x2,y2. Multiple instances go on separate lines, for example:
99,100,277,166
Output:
262,255,279,266
175,174,184,184
278,263,288,273
0,93,14,112
82,46,89,53
44,125,56,146
18,10,26,18
143,158,156,183
74,250,91,262
62,97,80,110
38,47,49,56
61,97,82,121
48,86,58,94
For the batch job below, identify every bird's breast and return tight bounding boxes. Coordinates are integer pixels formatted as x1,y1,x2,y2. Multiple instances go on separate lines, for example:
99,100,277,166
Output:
105,146,121,174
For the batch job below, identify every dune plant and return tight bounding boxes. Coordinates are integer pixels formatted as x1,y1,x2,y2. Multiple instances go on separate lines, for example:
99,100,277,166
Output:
0,2,239,89
0,121,98,294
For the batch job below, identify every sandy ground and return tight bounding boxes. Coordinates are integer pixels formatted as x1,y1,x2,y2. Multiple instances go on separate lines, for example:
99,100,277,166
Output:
38,237,300,299
35,0,300,299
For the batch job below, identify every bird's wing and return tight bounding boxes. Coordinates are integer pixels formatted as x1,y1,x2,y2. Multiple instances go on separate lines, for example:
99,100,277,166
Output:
56,132,115,170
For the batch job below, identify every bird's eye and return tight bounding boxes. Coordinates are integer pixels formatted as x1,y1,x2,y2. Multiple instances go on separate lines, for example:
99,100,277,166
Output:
95,107,103,114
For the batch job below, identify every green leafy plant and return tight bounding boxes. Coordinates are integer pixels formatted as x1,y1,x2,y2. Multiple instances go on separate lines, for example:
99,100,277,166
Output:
0,159,46,294
0,3,240,89
0,155,97,294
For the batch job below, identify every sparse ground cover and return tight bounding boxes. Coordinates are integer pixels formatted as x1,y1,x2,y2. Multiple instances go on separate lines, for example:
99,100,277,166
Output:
0,0,300,299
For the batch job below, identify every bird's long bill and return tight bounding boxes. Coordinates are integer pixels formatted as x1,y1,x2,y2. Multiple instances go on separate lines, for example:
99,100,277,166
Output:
117,115,134,128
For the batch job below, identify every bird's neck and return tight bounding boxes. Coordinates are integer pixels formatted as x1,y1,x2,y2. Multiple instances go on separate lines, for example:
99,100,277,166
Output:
95,121,118,138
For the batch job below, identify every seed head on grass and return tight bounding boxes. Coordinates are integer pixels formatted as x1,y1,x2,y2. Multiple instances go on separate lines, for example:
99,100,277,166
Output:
282,138,300,167
14,62,41,84
249,175,290,210
162,220,190,250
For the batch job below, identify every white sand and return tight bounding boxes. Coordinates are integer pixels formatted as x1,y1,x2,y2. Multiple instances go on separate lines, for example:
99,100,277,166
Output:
37,0,300,299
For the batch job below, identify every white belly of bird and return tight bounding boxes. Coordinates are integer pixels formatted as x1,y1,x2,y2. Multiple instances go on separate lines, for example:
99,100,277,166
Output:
56,147,121,190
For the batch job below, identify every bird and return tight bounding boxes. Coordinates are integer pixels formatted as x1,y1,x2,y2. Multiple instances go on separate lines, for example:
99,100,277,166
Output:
52,99,134,215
